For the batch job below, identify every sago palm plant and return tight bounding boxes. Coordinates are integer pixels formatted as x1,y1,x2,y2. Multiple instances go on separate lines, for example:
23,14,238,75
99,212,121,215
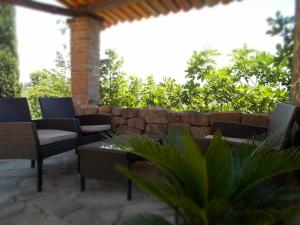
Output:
111,128,300,225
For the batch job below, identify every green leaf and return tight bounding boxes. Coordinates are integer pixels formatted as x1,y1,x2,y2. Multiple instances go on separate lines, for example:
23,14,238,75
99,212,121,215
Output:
205,131,234,200
178,132,208,207
117,165,179,210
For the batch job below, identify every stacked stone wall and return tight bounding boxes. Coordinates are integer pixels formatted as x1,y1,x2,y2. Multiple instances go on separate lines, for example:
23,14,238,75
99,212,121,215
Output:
76,106,269,138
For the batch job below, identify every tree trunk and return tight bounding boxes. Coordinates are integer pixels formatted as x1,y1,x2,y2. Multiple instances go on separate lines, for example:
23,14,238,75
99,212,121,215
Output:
291,0,300,105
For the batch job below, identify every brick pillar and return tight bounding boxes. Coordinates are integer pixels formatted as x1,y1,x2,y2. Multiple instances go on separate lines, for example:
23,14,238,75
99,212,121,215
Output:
69,17,101,107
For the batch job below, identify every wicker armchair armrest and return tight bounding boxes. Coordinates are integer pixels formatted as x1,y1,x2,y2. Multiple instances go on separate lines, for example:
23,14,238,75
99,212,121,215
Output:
34,118,80,133
0,122,39,159
211,121,268,139
75,114,112,125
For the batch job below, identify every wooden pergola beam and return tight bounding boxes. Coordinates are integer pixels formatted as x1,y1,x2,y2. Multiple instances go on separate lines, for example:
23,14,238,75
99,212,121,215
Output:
84,0,144,13
0,0,103,21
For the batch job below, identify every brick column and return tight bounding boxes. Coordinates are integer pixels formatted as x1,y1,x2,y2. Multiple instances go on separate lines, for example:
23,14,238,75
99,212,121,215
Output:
69,17,101,107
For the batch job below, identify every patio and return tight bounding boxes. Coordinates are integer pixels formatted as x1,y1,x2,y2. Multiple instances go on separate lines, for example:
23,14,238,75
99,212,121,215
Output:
0,150,172,225
1,0,300,224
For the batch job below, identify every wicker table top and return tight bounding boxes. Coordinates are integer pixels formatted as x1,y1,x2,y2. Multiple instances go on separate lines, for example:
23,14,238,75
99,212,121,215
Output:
78,141,143,163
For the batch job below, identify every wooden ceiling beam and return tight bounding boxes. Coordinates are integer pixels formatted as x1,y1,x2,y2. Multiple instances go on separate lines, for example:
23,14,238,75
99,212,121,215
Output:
174,0,192,11
84,0,144,12
121,4,143,20
140,1,159,17
205,0,219,7
111,7,134,21
103,9,121,22
0,0,103,20
148,0,168,15
189,0,205,9
161,0,180,13
98,11,118,25
130,3,151,18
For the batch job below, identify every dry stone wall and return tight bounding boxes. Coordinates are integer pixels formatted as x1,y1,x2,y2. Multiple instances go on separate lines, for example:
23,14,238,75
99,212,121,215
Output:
76,106,270,138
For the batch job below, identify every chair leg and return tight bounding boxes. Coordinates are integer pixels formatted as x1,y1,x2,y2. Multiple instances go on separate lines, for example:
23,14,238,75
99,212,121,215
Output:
127,178,132,201
127,162,132,201
77,151,80,173
81,176,85,191
37,159,43,192
31,160,35,168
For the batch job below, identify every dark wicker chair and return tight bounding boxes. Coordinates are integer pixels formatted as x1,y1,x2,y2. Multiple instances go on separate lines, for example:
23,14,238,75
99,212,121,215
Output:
39,97,112,144
0,98,80,191
197,103,299,150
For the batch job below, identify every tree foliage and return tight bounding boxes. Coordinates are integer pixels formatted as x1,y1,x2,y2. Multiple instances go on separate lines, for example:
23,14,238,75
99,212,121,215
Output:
97,46,288,114
25,70,70,119
266,11,294,89
23,12,294,115
0,5,20,97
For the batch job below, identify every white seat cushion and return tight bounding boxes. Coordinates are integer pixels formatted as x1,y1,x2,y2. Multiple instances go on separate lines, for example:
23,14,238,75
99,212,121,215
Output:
81,125,111,133
37,129,77,146
204,135,247,144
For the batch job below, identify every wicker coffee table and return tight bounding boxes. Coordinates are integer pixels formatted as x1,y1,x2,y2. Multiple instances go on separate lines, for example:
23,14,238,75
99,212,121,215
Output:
78,141,141,200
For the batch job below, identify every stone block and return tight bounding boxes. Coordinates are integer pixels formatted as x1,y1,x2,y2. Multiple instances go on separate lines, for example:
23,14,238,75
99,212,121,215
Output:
128,118,145,130
112,117,127,128
210,112,241,126
98,105,110,113
75,107,85,115
121,108,139,119
167,112,182,123
180,112,191,123
140,109,168,124
242,114,269,127
76,106,99,115
117,125,142,135
111,106,122,116
191,126,211,138
145,124,168,135
184,112,210,126
168,123,190,132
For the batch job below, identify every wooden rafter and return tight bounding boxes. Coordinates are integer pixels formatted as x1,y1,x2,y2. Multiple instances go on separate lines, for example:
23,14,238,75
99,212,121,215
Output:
84,0,144,12
161,0,180,13
0,0,103,20
2,0,236,28
148,0,168,15
190,0,205,9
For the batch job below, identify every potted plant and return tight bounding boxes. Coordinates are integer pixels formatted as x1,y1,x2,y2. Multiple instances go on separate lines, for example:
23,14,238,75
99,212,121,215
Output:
111,129,300,225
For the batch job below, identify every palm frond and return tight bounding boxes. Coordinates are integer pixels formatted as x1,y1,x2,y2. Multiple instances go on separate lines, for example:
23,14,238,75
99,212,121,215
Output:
205,131,234,200
112,131,209,207
112,134,184,192
233,146,300,201
236,183,300,209
232,135,264,172
176,196,208,225
111,128,300,225
117,165,180,210
177,132,208,207
228,208,279,225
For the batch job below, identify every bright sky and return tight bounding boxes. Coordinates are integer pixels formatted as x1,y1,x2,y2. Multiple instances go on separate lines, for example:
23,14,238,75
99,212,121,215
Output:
16,0,295,83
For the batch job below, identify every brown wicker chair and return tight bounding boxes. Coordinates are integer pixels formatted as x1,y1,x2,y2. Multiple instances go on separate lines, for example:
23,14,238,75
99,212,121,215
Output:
0,98,80,191
197,103,299,150
39,97,112,144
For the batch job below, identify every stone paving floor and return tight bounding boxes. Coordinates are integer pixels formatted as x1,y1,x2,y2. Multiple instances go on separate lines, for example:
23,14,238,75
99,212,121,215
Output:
0,151,173,225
